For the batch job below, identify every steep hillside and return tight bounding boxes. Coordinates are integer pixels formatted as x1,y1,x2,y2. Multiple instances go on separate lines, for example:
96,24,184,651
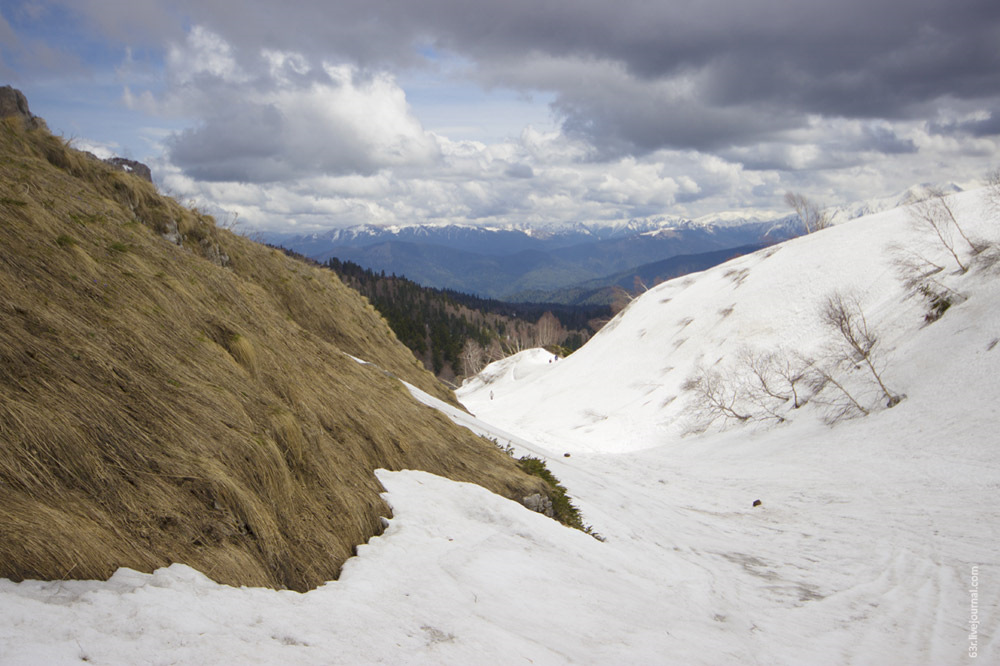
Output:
0,97,551,591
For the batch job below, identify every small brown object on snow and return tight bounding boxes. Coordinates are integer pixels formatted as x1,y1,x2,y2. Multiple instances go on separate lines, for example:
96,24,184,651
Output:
752,499,762,507
564,453,571,457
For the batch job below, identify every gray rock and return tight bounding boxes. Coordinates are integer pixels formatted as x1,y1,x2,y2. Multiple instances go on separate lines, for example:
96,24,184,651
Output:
105,157,153,183
0,85,48,130
162,219,183,246
523,493,555,518
200,237,231,268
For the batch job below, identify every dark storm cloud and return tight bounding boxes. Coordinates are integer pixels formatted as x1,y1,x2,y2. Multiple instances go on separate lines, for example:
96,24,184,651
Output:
167,103,289,182
43,0,1000,157
860,126,918,155
930,111,1000,138
504,163,534,179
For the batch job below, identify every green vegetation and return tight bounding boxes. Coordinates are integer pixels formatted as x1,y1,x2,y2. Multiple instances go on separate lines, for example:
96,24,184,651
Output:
517,456,605,541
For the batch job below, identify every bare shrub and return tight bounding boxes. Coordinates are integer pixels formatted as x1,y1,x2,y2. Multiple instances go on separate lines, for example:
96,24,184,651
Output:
683,348,813,431
742,348,812,410
683,367,753,429
684,294,901,432
888,243,967,323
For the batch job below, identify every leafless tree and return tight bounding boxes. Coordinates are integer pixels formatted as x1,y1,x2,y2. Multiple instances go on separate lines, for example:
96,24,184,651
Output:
743,348,813,410
820,291,901,408
461,339,487,377
805,364,870,423
909,187,985,273
633,275,651,295
683,348,814,431
219,210,241,231
534,311,564,348
485,339,505,363
888,243,945,290
683,367,752,428
501,323,534,356
785,192,831,234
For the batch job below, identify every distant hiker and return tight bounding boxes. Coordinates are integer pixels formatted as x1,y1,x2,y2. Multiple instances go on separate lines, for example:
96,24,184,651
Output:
490,390,494,400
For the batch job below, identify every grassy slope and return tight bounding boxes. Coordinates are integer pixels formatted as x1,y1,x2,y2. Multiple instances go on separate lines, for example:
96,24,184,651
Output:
0,116,548,591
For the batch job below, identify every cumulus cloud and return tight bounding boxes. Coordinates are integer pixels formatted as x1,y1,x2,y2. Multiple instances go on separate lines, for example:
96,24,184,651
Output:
137,27,440,182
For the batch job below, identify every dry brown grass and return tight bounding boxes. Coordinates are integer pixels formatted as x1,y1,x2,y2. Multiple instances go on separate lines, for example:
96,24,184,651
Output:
0,115,549,591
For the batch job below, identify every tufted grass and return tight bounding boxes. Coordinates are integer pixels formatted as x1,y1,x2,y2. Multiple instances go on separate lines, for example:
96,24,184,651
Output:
0,114,549,591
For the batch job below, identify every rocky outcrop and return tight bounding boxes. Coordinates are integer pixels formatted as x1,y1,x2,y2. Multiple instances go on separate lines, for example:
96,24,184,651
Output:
105,157,153,183
523,493,556,518
3,85,152,182
0,85,47,130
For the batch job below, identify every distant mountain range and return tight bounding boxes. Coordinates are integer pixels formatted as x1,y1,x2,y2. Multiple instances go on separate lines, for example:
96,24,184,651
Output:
262,185,969,302
263,214,803,301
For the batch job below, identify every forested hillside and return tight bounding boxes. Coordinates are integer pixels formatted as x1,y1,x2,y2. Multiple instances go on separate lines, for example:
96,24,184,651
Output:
325,258,610,382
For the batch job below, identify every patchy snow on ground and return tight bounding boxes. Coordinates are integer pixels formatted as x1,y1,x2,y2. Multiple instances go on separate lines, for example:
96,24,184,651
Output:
2,189,998,664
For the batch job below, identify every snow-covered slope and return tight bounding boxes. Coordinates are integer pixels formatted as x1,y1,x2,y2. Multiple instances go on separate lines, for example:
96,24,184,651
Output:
2,189,997,664
458,188,998,453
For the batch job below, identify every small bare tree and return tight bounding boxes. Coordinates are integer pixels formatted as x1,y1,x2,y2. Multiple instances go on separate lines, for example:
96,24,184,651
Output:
888,243,945,290
461,339,487,377
909,187,984,273
785,192,831,234
534,311,564,348
742,348,812,411
683,348,814,431
683,367,752,429
485,338,505,363
806,364,870,422
820,292,901,408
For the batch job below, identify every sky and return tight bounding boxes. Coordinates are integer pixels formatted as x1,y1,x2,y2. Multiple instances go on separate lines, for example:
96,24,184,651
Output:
1,0,999,232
